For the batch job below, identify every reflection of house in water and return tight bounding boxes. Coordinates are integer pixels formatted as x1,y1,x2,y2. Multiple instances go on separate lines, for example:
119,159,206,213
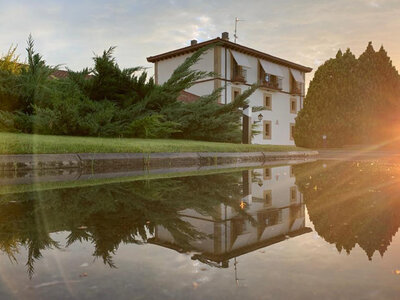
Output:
150,165,312,266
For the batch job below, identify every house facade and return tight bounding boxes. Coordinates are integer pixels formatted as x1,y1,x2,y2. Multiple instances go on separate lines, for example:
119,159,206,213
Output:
147,32,312,145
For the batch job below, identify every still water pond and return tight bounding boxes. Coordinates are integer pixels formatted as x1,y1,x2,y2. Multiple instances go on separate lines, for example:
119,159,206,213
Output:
1,160,400,299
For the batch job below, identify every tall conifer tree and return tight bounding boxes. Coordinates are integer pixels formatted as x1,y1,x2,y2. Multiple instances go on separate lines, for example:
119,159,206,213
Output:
295,42,400,148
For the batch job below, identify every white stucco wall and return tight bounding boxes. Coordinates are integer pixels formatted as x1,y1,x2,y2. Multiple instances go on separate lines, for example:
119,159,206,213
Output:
251,90,299,145
157,49,215,97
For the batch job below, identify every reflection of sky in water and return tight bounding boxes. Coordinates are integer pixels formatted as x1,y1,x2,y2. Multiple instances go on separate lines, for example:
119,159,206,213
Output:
1,161,400,299
3,230,400,299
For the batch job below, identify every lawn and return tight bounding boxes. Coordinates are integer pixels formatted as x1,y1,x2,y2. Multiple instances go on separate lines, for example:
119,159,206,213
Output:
0,132,304,154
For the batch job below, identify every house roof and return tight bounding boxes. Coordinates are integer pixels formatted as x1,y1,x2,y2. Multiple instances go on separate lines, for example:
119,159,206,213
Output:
147,37,313,73
177,90,200,103
148,226,312,264
51,70,69,79
50,69,92,79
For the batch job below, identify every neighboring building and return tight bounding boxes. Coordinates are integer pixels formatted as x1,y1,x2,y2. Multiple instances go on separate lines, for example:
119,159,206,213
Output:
150,165,311,268
51,69,69,79
147,32,312,145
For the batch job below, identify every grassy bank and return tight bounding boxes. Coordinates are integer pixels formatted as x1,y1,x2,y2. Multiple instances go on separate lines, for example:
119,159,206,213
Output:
0,132,303,154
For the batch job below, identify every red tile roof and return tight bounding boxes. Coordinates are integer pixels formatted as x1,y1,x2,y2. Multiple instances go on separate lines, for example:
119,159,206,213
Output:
177,91,200,103
50,69,92,79
51,70,69,79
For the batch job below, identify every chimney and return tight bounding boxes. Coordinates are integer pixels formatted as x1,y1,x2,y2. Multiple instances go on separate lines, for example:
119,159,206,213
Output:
191,39,197,46
221,32,229,40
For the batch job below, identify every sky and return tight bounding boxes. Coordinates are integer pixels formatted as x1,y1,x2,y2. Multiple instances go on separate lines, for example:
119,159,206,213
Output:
1,0,399,86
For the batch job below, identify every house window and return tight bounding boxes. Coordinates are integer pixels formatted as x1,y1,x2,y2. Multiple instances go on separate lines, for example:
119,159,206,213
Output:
263,120,271,140
290,186,297,203
263,190,272,207
290,123,295,140
264,94,272,110
290,98,297,114
263,168,271,180
231,87,241,102
231,57,246,83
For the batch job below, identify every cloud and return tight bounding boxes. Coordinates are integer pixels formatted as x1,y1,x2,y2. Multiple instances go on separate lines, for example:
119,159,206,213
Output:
0,0,399,87
369,1,381,7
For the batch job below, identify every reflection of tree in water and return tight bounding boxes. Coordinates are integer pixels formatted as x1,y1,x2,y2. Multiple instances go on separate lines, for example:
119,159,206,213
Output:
293,161,400,260
0,172,252,278
0,198,62,278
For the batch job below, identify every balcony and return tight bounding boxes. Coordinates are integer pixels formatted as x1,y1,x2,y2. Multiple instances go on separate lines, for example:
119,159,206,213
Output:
231,67,247,84
291,84,302,95
259,79,282,91
290,79,303,95
259,72,282,91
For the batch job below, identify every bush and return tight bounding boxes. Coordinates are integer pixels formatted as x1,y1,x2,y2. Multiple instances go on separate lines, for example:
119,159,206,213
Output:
0,110,32,133
128,114,180,138
32,97,122,136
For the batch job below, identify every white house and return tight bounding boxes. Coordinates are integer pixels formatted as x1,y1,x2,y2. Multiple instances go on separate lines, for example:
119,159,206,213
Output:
147,32,312,145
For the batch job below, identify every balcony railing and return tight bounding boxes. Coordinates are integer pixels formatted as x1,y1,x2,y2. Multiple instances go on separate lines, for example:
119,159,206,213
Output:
231,68,247,83
260,79,282,91
290,78,303,95
291,83,302,95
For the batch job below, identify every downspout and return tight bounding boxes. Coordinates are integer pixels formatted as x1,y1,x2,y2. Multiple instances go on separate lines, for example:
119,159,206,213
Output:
224,47,227,104
301,72,305,109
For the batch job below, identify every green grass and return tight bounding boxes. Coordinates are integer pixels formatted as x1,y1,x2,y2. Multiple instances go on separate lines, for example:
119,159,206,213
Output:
0,132,304,154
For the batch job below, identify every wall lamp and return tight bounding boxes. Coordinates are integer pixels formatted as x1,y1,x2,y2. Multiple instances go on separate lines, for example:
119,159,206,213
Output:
253,113,263,124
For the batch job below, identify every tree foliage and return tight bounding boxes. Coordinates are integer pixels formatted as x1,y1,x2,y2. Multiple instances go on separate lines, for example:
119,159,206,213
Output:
295,42,400,148
0,38,255,142
166,85,258,142
0,45,23,74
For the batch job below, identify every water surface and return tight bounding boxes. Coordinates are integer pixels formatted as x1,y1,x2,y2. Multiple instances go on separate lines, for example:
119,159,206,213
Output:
1,160,400,299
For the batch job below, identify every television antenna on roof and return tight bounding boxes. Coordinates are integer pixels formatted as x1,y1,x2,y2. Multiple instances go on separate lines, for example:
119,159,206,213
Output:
234,17,245,43
234,257,245,286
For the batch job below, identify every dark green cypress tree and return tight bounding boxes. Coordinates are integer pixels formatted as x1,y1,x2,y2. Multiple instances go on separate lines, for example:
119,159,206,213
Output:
294,49,360,147
357,43,400,144
295,42,400,148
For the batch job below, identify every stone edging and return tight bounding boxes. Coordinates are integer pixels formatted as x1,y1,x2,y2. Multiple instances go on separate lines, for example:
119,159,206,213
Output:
0,151,318,172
